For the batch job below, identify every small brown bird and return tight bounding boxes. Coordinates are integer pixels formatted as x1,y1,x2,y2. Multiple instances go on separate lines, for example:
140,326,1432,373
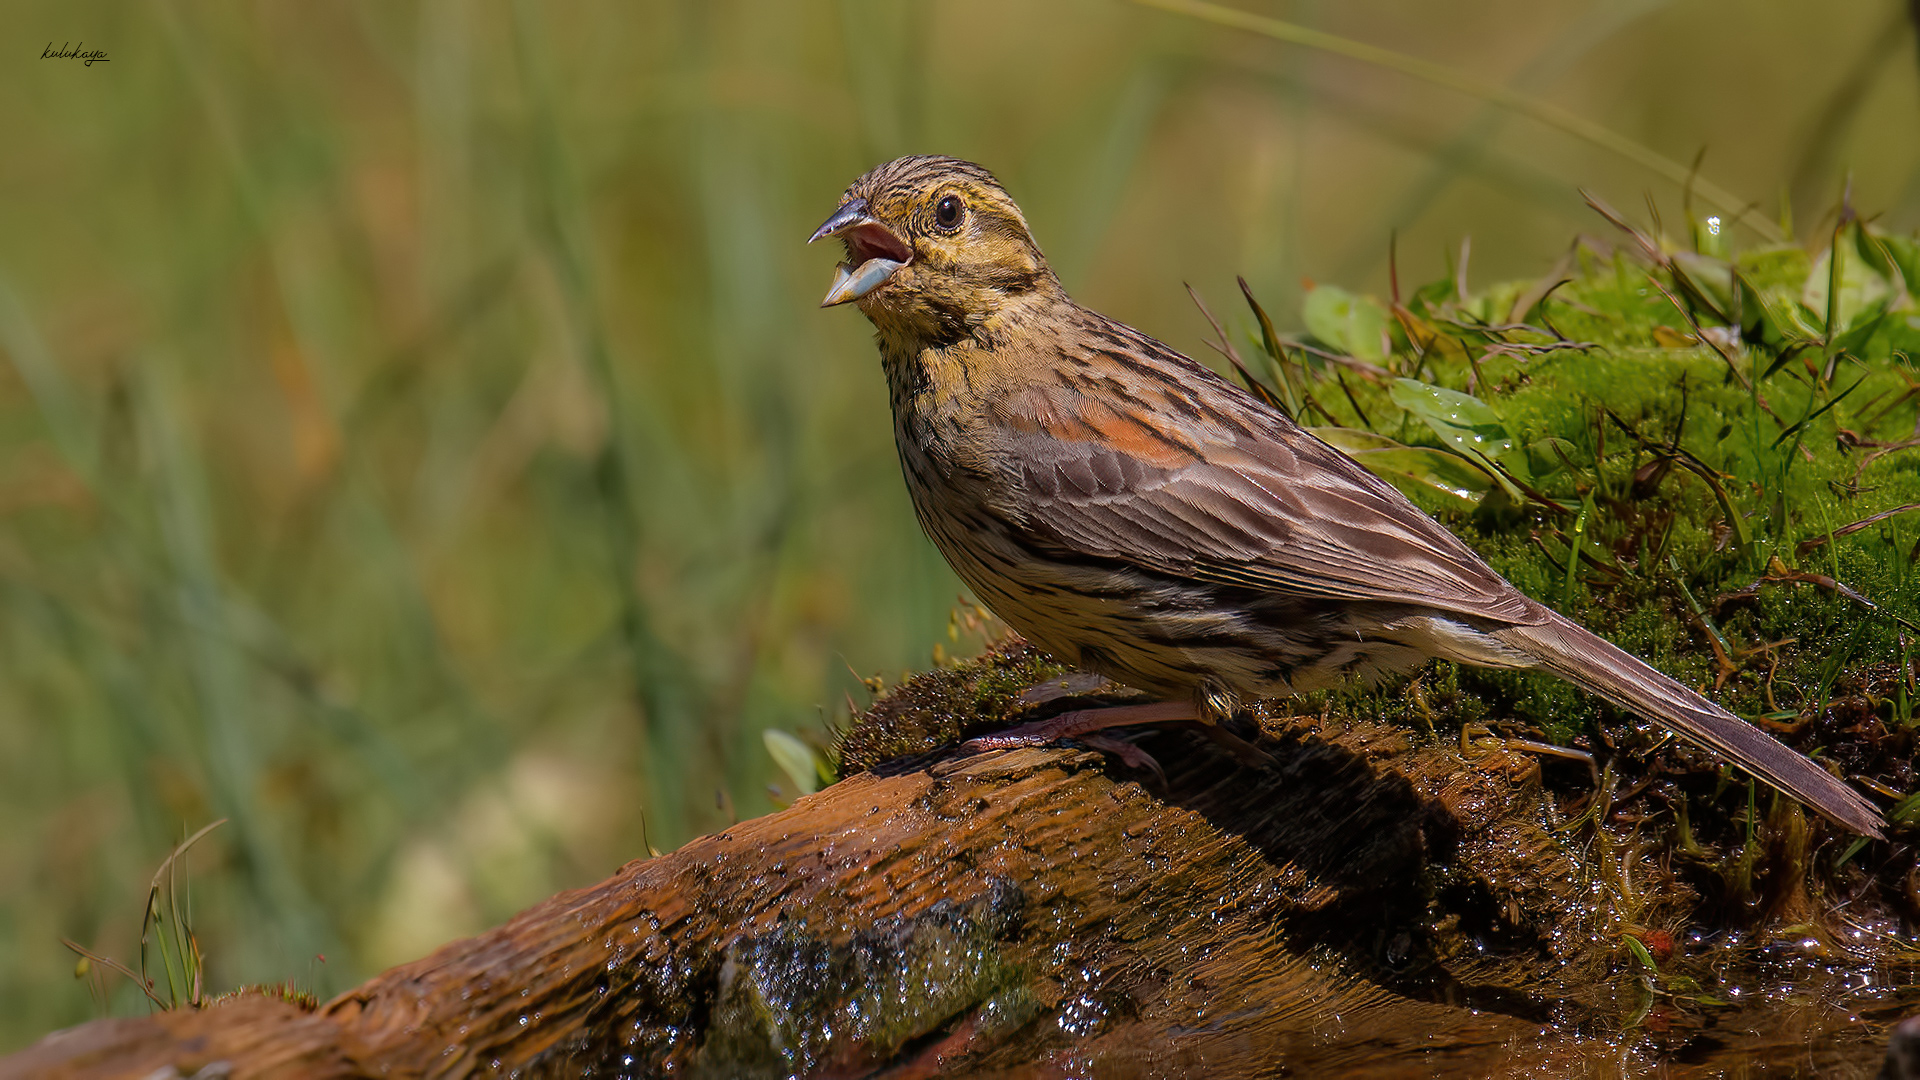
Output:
811,155,1884,837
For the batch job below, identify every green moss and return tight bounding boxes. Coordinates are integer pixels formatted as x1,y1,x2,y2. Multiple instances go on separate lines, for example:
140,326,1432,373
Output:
203,981,320,1011
693,880,1032,1078
835,640,1068,776
1262,219,1920,764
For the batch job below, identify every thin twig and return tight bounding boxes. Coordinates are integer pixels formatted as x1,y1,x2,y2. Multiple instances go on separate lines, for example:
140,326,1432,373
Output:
1795,503,1920,556
1645,272,1750,389
61,940,169,1009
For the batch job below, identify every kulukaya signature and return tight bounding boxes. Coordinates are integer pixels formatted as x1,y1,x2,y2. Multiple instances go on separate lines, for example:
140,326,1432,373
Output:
42,41,108,65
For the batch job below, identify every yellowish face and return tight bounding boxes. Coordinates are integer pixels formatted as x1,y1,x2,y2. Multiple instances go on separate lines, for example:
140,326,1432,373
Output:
811,155,1056,344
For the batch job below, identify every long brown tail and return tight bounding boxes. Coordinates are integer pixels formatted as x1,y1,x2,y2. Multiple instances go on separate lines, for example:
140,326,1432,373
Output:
1491,613,1884,837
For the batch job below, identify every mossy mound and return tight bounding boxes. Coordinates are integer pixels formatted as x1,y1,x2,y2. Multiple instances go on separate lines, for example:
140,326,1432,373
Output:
1279,211,1920,776
835,640,1071,775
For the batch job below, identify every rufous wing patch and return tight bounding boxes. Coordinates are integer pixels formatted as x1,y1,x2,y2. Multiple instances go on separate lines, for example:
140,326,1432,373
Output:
997,383,1198,466
1076,400,1200,468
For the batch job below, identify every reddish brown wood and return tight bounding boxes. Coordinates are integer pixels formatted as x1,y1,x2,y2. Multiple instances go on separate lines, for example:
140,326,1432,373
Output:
3,710,1911,1079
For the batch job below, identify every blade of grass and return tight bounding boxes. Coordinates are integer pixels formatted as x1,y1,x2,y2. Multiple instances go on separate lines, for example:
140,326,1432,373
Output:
1331,0,1672,280
141,820,224,1009
1051,59,1173,290
511,0,704,845
1772,374,1864,450
0,277,101,485
1239,277,1302,418
1130,0,1782,240
1786,7,1912,220
133,360,336,972
1564,492,1592,607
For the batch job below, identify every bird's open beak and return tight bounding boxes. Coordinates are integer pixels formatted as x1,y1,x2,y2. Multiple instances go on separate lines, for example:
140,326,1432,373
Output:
809,197,912,307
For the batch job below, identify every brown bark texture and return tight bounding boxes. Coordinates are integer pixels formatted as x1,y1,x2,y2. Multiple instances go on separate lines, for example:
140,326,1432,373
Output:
4,690,1916,1079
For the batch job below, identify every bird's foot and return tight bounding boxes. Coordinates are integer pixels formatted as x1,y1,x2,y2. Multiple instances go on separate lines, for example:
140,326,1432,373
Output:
1197,722,1276,768
960,699,1196,779
1078,732,1169,786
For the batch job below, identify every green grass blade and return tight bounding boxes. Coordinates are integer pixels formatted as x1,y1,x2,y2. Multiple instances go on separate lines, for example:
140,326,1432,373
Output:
1130,0,1782,240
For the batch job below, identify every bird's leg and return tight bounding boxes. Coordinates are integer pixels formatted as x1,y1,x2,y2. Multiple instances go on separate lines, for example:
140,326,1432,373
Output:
961,699,1197,759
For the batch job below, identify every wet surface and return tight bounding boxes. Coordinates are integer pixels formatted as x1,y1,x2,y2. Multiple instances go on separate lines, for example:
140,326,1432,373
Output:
512,670,1916,1077
8,645,1912,1079
816,645,1920,1076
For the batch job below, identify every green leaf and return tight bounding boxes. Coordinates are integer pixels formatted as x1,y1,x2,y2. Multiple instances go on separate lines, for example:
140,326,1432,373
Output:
1747,284,1824,344
1623,934,1658,971
1387,378,1517,465
1871,233,1920,298
1881,313,1920,359
1831,296,1894,357
1469,281,1527,326
1310,427,1493,510
763,728,823,796
1409,276,1455,318
1734,245,1812,293
1892,789,1920,826
1671,251,1734,314
1303,284,1391,362
1564,491,1593,604
1804,244,1889,333
1525,437,1579,480
1850,225,1912,294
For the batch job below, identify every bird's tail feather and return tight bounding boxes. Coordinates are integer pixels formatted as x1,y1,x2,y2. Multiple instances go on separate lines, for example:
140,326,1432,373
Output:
1491,613,1884,838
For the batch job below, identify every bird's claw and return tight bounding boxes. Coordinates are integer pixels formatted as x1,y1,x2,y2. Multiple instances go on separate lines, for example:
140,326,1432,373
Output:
1200,723,1276,768
1079,733,1169,786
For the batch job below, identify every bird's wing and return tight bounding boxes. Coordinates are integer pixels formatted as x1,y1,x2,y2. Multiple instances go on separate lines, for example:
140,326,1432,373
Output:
990,332,1540,626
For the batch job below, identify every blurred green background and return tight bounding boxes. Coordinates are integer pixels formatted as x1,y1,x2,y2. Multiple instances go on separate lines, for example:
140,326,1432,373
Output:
1,0,1916,1047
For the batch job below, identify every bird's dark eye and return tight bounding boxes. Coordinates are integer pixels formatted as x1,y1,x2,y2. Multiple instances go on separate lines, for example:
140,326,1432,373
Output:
934,194,963,229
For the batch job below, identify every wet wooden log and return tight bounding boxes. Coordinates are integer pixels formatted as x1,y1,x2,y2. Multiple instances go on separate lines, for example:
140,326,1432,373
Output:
3,694,1912,1079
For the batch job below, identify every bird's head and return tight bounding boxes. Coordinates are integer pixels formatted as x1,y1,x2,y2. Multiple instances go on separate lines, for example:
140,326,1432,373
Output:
810,155,1061,346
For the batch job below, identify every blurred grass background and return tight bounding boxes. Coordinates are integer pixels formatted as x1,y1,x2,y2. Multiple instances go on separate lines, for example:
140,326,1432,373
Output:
1,0,1916,1047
